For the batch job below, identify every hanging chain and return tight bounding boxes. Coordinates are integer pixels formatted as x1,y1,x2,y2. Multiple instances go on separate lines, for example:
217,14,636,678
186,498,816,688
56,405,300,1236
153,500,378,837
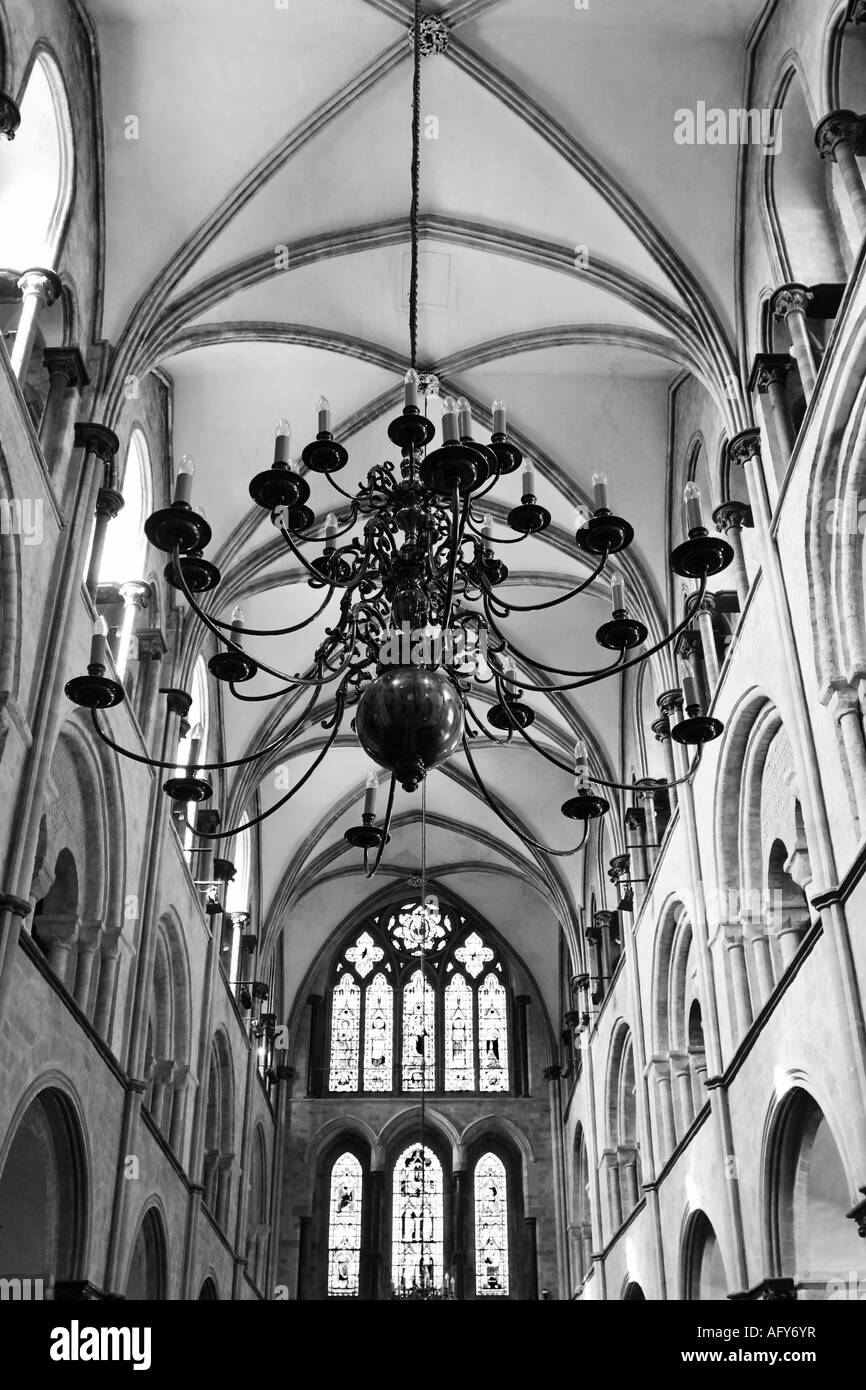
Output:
419,774,427,1290
409,0,422,369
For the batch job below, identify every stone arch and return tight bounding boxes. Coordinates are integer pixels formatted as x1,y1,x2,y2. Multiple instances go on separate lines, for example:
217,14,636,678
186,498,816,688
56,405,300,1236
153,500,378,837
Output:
198,1273,219,1300
142,910,192,1153
202,1028,236,1231
622,1279,646,1300
0,449,22,717
570,1124,592,1288
764,62,846,284
125,1201,169,1301
304,1114,379,1169
762,1082,865,1297
378,1106,462,1171
0,1080,90,1290
245,1122,270,1289
604,1022,641,1231
681,1208,728,1300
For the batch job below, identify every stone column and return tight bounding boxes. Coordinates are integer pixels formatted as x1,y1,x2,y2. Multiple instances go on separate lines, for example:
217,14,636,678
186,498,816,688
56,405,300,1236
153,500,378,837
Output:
713,501,751,611
652,707,678,813
617,1145,639,1213
134,629,167,747
10,268,62,380
169,1064,192,1157
93,935,120,1039
771,284,817,398
638,783,660,869
148,1058,174,1133
73,921,103,1016
690,1048,708,1114
39,346,89,478
514,993,531,1096
723,921,754,1039
815,110,866,239
74,422,121,571
452,1168,467,1300
658,688,686,777
216,1152,235,1231
585,923,604,1004
602,1149,622,1232
648,1056,677,1159
748,354,796,470
624,807,648,909
368,1168,385,1299
670,1050,695,1134
115,580,150,679
743,912,775,1009
85,484,125,600
544,1063,570,1298
696,596,721,690
823,681,866,828
202,1150,219,1211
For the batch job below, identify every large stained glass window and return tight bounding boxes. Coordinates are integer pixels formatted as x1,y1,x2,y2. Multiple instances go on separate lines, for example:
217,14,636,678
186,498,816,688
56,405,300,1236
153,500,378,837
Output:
474,1153,509,1295
402,970,435,1090
363,972,393,1092
392,1145,444,1295
329,973,361,1092
444,974,475,1090
328,1153,363,1297
478,972,509,1092
327,906,512,1095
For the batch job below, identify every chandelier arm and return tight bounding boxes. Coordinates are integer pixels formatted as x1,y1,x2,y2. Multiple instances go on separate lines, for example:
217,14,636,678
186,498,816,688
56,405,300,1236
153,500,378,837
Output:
589,750,704,792
363,771,398,879
462,735,590,857
482,576,707,688
465,698,512,744
173,543,358,687
89,699,312,774
322,473,364,505
206,584,336,638
279,520,376,594
440,486,470,630
464,521,531,546
479,549,609,614
181,695,346,841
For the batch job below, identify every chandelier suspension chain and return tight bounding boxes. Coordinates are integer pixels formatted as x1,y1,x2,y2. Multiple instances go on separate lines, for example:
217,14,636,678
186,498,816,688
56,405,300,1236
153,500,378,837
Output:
409,0,422,370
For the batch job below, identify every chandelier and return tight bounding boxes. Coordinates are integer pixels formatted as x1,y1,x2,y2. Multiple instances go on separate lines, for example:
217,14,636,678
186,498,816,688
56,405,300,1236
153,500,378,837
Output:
64,2,734,877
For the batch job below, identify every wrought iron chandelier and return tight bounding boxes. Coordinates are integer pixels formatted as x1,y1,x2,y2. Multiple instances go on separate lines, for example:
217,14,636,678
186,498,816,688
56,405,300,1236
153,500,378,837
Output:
65,2,734,876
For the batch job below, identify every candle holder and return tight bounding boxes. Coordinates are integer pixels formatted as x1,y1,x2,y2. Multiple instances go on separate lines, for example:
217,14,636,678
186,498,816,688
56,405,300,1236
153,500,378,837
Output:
387,406,436,451
595,608,648,651
164,549,221,593
65,662,125,710
144,502,211,554
208,649,258,684
561,788,609,821
301,431,349,474
249,464,309,512
420,440,486,495
670,526,734,579
344,812,390,850
575,510,634,556
162,774,214,803
487,693,535,731
670,703,724,745
488,431,522,475
507,493,551,535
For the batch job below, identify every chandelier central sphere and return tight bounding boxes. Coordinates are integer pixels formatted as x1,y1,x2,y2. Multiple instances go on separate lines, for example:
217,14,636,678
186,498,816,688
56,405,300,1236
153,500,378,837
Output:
356,667,465,792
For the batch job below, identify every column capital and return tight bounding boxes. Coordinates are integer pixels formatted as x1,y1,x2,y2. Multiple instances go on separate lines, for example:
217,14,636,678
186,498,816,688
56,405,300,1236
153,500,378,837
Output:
769,282,813,321
657,688,684,717
543,1064,562,1082
849,0,866,23
675,628,702,662
722,920,746,948
713,499,751,534
814,108,866,159
160,686,193,720
17,267,62,305
593,909,617,931
136,627,167,662
95,486,125,521
726,427,762,468
0,893,32,918
624,805,646,832
748,352,795,394
74,421,121,462
119,579,151,609
650,714,670,743
196,808,221,836
41,345,90,389
0,93,21,139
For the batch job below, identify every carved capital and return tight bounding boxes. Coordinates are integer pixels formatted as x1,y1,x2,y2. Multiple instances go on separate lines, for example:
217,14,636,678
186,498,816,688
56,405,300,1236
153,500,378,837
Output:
74,421,121,463
135,628,167,662
119,579,151,610
748,352,795,394
814,108,866,159
94,486,125,522
770,282,813,321
658,688,684,717
650,714,671,743
195,808,221,836
0,93,21,139
0,893,32,919
726,427,762,469
17,267,62,306
713,499,751,534
543,1064,562,1083
160,686,192,720
41,345,90,390
624,806,646,833
593,909,617,932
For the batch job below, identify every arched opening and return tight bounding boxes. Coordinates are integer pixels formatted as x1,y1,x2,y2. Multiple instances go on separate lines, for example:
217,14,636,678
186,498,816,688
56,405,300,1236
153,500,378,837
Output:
97,427,153,677
176,655,210,855
32,846,79,988
770,1088,865,1299
623,1280,646,1300
202,1031,235,1232
770,72,846,283
766,837,810,968
571,1126,592,1291
125,1207,167,1300
0,52,73,270
684,1211,728,1299
198,1276,218,1300
0,1087,88,1292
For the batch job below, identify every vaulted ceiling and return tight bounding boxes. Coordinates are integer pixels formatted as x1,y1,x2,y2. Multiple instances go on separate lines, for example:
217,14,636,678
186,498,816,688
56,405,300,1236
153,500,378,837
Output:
87,0,767,1013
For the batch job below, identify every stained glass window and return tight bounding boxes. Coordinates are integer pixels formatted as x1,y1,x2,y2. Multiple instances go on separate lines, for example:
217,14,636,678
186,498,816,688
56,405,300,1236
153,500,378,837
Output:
364,972,393,1092
328,1153,363,1297
388,899,450,956
329,973,361,1092
478,972,509,1092
444,974,475,1090
474,1153,509,1295
402,970,435,1090
455,931,493,979
346,930,383,979
392,1145,444,1295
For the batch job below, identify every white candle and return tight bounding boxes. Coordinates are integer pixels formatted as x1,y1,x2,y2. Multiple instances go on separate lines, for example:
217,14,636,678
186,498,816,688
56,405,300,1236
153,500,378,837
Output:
274,419,292,464
404,368,419,410
492,399,506,435
325,512,339,542
610,574,626,614
316,395,331,433
522,461,535,497
364,771,377,817
592,470,608,512
457,396,472,438
174,454,195,506
231,605,245,649
573,737,589,789
187,721,203,774
684,480,703,532
442,397,459,444
681,664,699,709
482,513,494,542
90,615,108,667
503,658,517,696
